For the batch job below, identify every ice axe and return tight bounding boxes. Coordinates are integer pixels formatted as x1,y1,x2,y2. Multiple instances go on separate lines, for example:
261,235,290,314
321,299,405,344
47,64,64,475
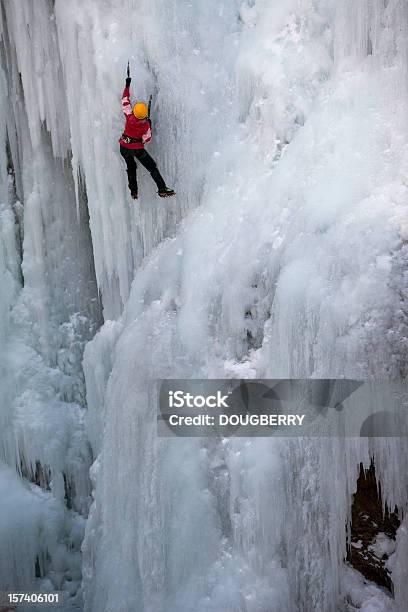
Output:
127,61,153,120
148,94,152,119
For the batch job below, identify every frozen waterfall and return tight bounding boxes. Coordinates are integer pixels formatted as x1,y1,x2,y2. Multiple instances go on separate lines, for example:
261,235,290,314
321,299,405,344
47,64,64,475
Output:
0,0,408,611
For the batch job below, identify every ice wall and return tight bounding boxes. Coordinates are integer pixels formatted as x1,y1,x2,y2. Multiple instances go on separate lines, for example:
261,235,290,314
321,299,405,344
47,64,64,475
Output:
82,1,408,611
1,0,239,318
1,0,408,610
0,0,101,601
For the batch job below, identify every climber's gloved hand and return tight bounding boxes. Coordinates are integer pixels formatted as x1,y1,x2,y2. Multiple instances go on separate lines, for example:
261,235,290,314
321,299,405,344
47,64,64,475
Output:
126,77,131,88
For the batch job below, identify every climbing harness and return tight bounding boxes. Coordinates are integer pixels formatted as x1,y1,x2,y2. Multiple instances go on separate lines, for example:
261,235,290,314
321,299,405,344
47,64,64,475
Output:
121,133,143,144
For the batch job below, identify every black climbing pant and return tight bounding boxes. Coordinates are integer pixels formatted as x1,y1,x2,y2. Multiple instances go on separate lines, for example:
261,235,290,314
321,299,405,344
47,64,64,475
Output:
120,146,166,193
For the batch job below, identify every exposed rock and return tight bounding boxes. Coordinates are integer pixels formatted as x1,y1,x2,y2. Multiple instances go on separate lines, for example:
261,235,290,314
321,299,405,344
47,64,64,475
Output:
347,462,400,593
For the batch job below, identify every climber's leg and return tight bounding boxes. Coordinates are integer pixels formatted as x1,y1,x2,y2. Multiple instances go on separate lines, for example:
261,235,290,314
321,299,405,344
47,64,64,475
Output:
120,146,138,198
134,149,168,192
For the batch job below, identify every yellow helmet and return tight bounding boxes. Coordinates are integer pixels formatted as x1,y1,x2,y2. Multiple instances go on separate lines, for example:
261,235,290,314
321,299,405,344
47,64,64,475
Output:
133,102,148,119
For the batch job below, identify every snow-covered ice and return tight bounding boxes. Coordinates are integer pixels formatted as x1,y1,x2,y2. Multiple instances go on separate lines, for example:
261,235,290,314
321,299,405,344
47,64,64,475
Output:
0,0,408,611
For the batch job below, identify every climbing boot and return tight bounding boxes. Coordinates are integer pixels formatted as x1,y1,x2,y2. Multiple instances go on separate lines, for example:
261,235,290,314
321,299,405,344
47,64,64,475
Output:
158,187,175,198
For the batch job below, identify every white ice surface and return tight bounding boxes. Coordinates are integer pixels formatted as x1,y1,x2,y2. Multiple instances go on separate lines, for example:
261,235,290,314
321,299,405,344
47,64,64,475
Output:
80,1,408,611
1,1,408,611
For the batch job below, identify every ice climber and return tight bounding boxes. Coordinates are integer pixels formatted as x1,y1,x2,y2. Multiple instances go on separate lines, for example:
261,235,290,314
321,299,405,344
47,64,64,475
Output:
119,75,175,200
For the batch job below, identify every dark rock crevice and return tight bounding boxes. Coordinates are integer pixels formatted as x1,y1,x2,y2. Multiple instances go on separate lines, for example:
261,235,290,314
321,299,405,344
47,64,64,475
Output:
347,462,400,594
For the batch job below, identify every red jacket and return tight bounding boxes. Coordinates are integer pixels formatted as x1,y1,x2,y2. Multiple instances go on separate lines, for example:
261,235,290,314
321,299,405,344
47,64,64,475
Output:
119,86,152,150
